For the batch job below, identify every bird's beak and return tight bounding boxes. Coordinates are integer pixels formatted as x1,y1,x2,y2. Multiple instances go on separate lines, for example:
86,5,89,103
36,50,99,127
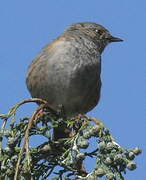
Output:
108,36,123,42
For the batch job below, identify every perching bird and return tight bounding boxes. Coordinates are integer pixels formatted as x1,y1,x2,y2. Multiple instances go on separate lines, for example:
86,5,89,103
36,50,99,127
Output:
26,22,123,139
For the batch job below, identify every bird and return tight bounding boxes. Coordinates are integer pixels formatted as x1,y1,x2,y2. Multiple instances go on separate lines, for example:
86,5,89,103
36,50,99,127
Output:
26,22,123,139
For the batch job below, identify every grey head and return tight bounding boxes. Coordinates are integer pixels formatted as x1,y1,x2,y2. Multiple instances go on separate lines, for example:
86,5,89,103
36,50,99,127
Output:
65,22,123,53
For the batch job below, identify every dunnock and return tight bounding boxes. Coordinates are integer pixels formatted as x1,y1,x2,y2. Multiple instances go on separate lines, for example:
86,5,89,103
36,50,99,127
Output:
26,22,122,139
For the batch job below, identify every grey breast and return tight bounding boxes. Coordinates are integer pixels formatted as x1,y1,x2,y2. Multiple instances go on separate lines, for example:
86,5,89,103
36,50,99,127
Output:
26,32,101,117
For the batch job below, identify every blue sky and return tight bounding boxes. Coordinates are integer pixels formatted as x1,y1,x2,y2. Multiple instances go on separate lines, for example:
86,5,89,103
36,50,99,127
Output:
0,0,145,179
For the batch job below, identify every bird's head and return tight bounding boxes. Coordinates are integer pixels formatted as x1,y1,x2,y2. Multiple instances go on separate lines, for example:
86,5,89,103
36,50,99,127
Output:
65,22,123,53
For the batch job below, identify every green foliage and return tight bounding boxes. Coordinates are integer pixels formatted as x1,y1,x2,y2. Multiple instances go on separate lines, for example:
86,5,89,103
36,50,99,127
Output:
0,98,141,180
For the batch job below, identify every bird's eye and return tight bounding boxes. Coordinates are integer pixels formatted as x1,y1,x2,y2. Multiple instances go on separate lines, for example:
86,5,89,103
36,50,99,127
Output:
95,29,99,33
95,29,103,35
